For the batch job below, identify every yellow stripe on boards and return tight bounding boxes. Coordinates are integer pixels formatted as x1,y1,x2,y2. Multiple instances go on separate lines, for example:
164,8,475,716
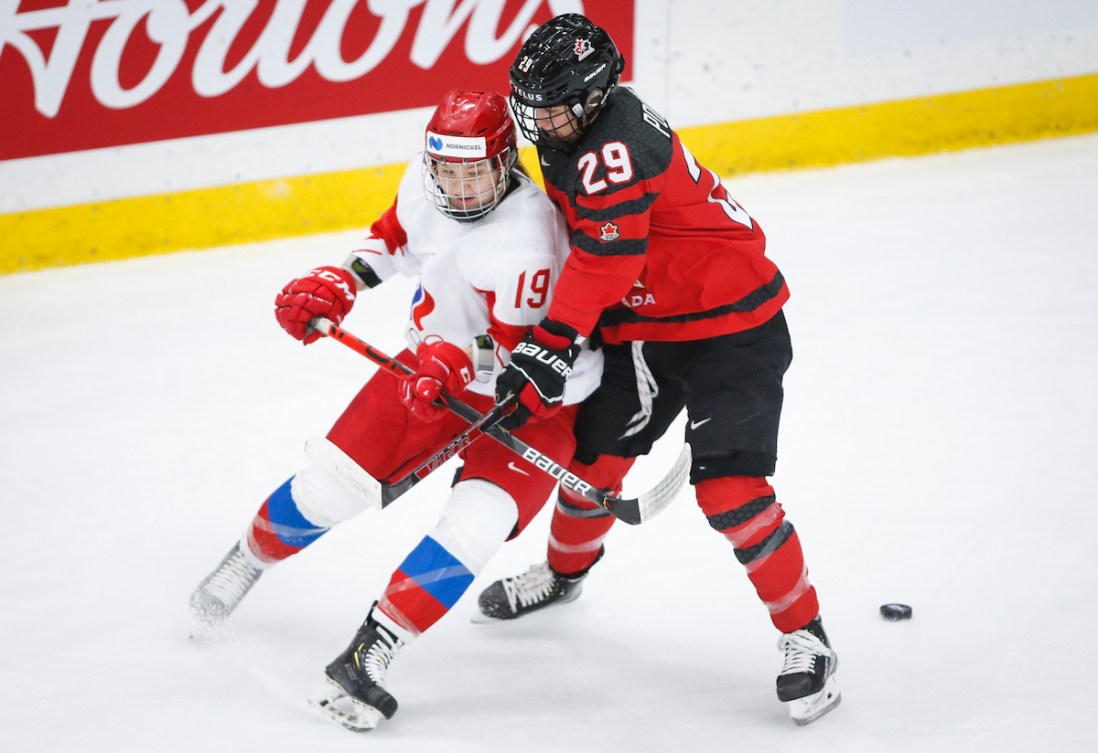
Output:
686,72,1098,176
2,72,1096,275
0,162,407,274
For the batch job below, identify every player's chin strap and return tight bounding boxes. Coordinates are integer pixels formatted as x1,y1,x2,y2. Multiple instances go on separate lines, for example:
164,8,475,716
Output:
310,318,690,525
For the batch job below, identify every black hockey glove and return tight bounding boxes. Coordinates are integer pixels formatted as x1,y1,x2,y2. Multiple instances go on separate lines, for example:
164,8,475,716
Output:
496,319,579,429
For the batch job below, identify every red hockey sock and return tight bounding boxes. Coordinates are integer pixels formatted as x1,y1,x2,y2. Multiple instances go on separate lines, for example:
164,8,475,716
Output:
696,476,819,632
546,454,635,576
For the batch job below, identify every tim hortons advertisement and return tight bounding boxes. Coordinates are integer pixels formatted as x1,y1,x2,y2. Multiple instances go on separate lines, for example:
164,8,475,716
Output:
0,0,634,161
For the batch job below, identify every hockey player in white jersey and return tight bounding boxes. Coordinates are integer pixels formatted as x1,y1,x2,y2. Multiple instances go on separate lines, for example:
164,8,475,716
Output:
189,89,600,732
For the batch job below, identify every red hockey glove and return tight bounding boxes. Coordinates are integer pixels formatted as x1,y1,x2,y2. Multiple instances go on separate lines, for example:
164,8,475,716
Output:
399,340,474,422
274,266,358,345
496,319,579,429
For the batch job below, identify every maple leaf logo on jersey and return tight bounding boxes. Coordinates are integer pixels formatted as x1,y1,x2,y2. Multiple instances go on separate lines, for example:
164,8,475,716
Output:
598,222,620,242
574,39,594,60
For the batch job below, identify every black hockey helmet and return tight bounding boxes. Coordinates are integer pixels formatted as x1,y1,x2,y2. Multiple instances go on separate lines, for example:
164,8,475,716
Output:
509,14,625,150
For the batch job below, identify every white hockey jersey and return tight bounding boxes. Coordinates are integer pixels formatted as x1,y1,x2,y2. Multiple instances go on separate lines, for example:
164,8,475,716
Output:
345,157,602,404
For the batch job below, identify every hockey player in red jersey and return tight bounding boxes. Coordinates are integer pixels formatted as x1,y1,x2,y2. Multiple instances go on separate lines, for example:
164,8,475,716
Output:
189,89,601,732
476,15,840,725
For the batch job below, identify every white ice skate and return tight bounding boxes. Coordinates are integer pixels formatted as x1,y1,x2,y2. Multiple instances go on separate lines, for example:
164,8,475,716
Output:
189,542,262,628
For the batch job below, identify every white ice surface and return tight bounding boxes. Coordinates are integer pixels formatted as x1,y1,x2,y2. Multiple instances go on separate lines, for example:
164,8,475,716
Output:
2,135,1097,752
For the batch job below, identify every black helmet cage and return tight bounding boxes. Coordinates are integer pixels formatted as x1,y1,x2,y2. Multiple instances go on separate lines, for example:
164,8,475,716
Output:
509,14,625,150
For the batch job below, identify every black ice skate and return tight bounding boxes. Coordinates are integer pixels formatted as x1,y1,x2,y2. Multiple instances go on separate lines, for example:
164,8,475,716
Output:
189,542,262,627
312,607,406,732
474,561,585,622
776,616,841,724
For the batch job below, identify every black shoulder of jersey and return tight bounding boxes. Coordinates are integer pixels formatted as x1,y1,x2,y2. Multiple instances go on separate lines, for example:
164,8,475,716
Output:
584,87,674,180
536,87,675,194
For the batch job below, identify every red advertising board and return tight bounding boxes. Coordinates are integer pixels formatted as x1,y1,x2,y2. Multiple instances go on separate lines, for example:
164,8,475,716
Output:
0,0,634,161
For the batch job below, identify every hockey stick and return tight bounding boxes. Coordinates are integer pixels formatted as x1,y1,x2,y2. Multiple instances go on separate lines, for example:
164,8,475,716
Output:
312,318,690,524
299,321,515,511
306,395,516,511
374,396,515,504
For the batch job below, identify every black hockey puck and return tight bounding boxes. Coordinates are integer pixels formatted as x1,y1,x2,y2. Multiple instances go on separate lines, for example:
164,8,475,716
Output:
880,603,913,620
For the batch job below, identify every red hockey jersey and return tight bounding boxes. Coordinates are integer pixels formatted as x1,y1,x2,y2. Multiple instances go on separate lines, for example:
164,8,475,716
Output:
539,87,788,344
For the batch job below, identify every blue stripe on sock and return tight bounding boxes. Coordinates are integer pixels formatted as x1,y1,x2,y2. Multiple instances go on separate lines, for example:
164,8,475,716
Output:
397,536,474,609
266,477,329,547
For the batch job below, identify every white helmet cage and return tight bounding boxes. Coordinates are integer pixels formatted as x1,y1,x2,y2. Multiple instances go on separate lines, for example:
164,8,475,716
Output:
421,147,516,223
420,90,519,223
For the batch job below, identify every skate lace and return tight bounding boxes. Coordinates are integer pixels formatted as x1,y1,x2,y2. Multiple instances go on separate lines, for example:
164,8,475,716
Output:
358,628,402,685
777,630,832,676
205,547,260,604
502,562,558,611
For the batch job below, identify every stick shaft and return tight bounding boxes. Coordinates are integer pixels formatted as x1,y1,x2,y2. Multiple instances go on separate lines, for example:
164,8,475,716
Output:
314,318,685,524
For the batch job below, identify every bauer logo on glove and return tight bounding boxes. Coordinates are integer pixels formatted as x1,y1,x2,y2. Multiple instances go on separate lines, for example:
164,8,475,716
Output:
495,319,579,429
511,341,574,378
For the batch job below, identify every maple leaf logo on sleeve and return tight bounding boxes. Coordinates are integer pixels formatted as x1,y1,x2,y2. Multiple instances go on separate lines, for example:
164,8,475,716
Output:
598,222,620,242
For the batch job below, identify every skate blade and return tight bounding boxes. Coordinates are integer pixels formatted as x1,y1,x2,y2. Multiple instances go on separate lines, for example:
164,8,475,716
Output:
188,593,233,642
188,612,228,644
788,675,841,725
469,611,504,624
310,678,384,732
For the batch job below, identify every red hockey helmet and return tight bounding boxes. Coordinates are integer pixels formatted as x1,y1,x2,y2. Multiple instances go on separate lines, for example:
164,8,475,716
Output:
422,89,518,222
